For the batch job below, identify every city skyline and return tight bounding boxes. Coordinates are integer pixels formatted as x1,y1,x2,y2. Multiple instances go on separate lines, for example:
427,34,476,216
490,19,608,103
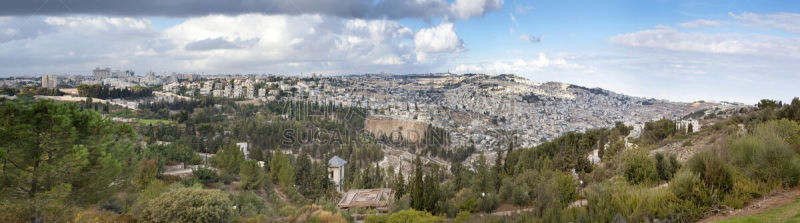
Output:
1,0,799,103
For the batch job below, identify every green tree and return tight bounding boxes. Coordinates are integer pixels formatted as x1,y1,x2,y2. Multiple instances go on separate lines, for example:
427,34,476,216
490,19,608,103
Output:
471,154,493,194
270,150,294,188
422,172,440,212
622,148,657,185
140,188,235,223
192,166,218,185
410,156,424,211
240,160,265,190
393,170,406,200
211,143,245,174
655,152,680,181
295,152,313,196
492,148,505,191
134,158,160,189
0,100,134,222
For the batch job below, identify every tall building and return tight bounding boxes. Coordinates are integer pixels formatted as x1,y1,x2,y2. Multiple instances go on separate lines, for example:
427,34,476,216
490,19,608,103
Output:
41,75,57,89
92,67,111,79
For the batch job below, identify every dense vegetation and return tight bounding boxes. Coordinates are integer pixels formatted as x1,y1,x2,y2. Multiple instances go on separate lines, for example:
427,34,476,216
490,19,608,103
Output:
77,84,153,100
2,95,799,223
0,86,65,97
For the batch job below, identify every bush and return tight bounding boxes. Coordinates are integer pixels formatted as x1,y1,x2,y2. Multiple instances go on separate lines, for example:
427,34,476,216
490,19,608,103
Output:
476,193,499,213
551,171,577,207
235,192,267,217
584,180,704,223
655,152,680,181
669,171,711,206
730,135,800,187
239,160,266,190
453,211,471,223
687,150,735,193
139,188,235,223
364,209,444,223
278,205,296,217
722,177,764,209
390,195,411,213
220,172,236,185
134,159,160,189
192,166,218,184
622,148,658,185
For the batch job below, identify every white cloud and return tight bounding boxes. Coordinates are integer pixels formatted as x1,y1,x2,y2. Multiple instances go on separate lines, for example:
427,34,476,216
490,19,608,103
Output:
519,34,540,43
450,0,503,20
608,25,800,58
452,53,590,74
0,14,467,75
730,12,800,34
0,16,165,74
509,13,517,24
414,22,465,63
678,19,722,28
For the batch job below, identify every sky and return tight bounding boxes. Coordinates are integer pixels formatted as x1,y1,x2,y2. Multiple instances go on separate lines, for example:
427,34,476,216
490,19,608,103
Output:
0,0,798,103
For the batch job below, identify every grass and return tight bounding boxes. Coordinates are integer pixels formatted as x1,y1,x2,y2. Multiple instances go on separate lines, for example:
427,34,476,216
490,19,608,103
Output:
714,198,800,223
138,119,172,125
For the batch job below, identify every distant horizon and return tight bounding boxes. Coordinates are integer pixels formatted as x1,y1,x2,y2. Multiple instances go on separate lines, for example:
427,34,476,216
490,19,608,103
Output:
1,0,798,105
3,71,782,105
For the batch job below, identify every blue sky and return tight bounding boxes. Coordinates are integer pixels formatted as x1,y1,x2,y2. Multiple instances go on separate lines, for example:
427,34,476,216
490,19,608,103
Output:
0,0,798,103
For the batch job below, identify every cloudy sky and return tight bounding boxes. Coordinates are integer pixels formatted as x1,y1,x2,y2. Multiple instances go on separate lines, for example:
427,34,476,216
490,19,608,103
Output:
0,0,798,103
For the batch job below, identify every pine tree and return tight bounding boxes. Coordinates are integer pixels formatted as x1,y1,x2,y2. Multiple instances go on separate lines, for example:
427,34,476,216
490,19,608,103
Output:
393,170,406,199
240,160,265,190
410,156,425,210
296,152,312,196
212,143,245,174
423,173,439,212
374,162,384,188
504,140,515,175
492,148,504,192
471,154,493,194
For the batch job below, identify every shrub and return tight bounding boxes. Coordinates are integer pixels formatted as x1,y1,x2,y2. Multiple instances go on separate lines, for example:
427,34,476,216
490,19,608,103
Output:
476,193,499,213
140,188,234,223
511,184,530,206
192,166,218,184
551,171,577,207
655,152,680,181
235,192,267,217
364,209,445,223
730,135,800,187
752,142,800,187
670,171,710,205
622,148,658,185
722,177,764,209
454,211,471,223
278,205,296,217
134,159,160,189
687,150,734,193
220,172,236,185
240,160,266,190
390,195,411,213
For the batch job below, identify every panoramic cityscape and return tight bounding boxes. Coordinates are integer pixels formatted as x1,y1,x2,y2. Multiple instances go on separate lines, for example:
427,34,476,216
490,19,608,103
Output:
1,1,799,223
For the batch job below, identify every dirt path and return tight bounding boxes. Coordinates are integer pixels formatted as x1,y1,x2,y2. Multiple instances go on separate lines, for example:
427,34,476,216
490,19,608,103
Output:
273,186,290,204
698,189,800,223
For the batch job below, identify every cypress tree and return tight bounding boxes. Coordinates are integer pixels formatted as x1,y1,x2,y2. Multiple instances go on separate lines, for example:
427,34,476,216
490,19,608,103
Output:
393,170,406,200
410,156,424,210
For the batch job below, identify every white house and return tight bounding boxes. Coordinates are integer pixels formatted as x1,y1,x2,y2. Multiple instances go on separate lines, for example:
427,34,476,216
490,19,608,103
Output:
328,156,347,193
